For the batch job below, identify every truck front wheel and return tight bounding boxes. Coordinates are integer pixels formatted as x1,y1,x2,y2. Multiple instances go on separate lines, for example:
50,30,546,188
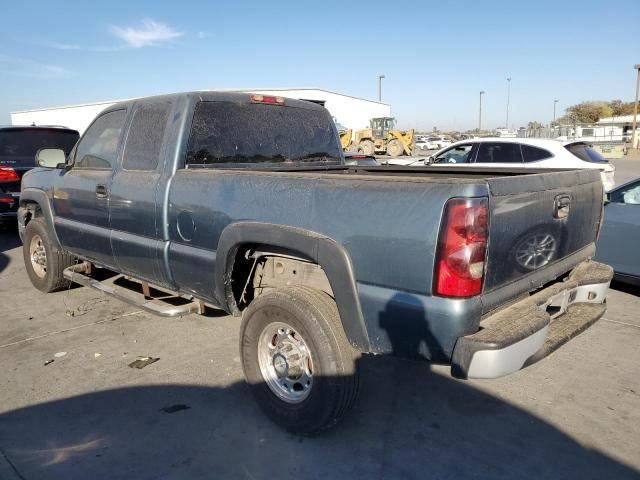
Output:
22,217,75,293
240,286,360,435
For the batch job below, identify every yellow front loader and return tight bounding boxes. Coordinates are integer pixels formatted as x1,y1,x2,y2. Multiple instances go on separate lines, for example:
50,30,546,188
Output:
354,118,414,156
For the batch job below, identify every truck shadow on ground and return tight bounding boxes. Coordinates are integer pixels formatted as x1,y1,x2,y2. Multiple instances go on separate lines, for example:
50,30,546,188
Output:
0,359,636,479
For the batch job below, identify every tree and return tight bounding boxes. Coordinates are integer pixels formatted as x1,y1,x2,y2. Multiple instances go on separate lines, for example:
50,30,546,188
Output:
555,100,635,125
527,121,544,129
609,99,636,116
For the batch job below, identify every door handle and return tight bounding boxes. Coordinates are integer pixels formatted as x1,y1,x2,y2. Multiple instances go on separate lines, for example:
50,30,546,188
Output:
96,185,108,198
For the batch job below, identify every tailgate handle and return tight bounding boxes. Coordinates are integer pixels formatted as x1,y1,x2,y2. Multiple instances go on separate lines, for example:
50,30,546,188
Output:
554,194,571,219
96,185,108,198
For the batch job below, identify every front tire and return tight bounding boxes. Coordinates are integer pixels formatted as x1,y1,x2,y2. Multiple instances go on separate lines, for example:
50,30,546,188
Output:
22,217,75,293
240,286,360,435
387,139,404,156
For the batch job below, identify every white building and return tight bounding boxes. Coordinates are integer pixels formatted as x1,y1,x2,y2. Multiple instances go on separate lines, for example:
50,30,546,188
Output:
596,114,639,146
10,88,391,136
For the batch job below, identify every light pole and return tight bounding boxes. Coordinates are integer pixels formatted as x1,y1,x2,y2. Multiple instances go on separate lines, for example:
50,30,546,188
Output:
478,90,485,132
378,74,385,102
553,99,559,124
506,77,511,129
632,65,640,149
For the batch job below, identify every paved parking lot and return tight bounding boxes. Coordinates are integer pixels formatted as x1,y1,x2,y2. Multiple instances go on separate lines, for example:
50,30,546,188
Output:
1,161,639,480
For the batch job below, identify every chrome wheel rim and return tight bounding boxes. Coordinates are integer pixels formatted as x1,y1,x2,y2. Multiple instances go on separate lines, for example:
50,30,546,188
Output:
257,321,314,404
515,233,556,270
29,234,47,278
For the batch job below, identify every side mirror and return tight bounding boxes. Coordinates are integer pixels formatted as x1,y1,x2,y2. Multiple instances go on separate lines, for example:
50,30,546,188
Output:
36,148,66,168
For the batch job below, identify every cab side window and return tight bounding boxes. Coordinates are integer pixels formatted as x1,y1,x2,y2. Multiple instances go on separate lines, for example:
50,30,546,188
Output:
122,102,171,171
75,110,126,170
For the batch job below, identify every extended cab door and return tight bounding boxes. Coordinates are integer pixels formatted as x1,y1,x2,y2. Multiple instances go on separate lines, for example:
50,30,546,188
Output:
53,109,126,267
109,100,173,287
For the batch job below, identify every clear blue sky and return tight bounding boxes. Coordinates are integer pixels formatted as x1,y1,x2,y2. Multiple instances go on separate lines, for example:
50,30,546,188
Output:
1,0,638,131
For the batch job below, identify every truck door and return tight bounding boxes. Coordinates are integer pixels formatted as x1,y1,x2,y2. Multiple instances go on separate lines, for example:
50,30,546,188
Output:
109,100,173,287
53,109,126,267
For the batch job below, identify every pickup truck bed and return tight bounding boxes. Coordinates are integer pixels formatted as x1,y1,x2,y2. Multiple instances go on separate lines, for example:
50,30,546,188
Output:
18,91,612,434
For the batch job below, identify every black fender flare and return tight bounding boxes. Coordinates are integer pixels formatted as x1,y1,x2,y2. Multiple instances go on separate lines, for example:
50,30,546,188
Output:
18,188,62,249
215,221,370,351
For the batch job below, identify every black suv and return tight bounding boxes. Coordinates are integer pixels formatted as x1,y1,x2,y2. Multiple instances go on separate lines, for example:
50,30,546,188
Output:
0,126,79,226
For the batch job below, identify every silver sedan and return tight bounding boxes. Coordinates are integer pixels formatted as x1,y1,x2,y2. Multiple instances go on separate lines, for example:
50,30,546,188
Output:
595,177,640,286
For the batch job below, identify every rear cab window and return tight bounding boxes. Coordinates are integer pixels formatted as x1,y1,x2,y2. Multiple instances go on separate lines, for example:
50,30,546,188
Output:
565,142,608,164
185,101,343,168
0,128,79,167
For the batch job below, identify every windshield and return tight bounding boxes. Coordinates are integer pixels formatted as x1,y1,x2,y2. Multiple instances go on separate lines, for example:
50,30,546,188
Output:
0,128,79,167
186,101,343,167
565,142,608,164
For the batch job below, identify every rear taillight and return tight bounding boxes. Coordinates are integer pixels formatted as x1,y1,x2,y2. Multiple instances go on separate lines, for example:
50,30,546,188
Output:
434,197,488,297
0,167,19,182
0,198,14,203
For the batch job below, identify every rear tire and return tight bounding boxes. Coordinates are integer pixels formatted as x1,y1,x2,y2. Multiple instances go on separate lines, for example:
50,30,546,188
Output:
22,217,75,293
358,140,375,156
240,286,360,435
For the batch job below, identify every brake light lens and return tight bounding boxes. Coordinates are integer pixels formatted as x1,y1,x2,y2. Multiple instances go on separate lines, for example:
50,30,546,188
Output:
0,167,20,182
250,94,285,105
0,197,14,203
434,197,488,297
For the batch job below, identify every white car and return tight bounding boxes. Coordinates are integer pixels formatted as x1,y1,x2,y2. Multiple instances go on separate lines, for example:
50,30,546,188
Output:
427,138,615,190
429,135,454,149
415,138,438,150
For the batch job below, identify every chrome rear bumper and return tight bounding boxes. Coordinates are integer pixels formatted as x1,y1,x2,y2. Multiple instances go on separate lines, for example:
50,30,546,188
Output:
451,261,613,379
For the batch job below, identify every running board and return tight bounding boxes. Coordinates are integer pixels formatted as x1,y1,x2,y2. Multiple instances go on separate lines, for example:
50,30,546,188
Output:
63,263,205,317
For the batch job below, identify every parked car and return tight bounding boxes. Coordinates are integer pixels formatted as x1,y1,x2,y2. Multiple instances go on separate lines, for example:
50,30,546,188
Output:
428,138,616,190
343,152,379,166
0,126,79,226
19,91,612,434
595,177,640,285
415,138,439,150
428,135,454,149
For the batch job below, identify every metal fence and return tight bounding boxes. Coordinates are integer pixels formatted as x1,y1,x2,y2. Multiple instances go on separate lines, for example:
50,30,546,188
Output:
518,126,628,143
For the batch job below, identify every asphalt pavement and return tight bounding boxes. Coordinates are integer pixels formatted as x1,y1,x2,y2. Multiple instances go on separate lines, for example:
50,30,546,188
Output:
0,161,639,480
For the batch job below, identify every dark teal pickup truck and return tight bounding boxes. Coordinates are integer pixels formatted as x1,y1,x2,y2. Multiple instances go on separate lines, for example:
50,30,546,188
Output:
18,91,612,434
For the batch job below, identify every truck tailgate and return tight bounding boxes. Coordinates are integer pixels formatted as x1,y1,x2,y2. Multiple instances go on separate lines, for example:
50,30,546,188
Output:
482,169,603,311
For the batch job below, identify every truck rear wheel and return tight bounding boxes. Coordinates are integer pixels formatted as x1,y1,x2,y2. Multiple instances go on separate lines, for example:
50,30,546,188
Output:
239,286,360,435
387,139,404,156
22,217,75,293
358,140,375,156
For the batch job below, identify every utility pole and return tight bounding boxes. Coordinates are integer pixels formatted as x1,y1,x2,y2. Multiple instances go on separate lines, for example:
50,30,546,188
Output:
478,90,485,132
632,65,640,149
378,74,385,102
506,78,511,129
553,99,559,124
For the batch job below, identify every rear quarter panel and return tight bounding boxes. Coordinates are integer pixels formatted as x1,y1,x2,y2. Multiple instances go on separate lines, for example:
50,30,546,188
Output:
168,170,488,359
